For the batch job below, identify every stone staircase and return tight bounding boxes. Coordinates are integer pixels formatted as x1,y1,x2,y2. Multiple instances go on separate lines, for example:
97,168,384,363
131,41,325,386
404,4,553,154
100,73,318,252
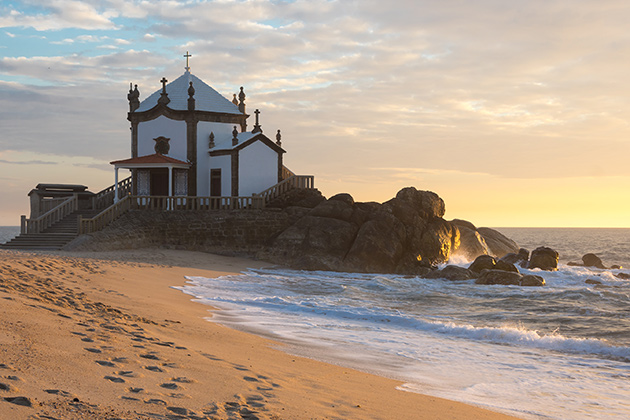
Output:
1,209,101,251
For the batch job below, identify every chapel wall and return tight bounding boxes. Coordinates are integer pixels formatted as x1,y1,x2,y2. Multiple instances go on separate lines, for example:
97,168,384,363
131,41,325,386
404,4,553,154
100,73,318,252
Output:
239,141,278,196
65,209,292,256
197,121,234,196
137,116,187,160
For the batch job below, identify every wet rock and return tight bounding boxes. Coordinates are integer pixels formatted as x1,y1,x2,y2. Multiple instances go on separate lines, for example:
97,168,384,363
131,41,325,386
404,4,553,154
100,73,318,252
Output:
477,227,519,258
528,247,559,271
500,248,529,266
615,272,630,280
495,260,519,273
424,265,474,281
610,264,623,270
450,220,489,260
475,270,523,286
262,187,460,274
582,253,606,269
585,279,603,285
520,274,546,287
468,255,496,274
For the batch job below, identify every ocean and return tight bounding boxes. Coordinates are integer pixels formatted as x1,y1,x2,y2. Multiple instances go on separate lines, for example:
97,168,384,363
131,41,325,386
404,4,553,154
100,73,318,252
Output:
177,228,630,420
0,226,20,244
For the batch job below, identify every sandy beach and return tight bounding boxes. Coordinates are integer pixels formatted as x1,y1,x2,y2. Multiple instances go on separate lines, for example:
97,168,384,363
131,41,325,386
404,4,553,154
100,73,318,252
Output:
0,248,522,420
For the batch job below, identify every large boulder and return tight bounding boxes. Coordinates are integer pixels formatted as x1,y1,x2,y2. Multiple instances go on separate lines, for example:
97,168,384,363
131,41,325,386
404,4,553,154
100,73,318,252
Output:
263,215,359,271
495,260,519,273
394,187,445,219
520,275,546,287
449,221,519,261
500,248,529,266
450,220,489,260
528,247,559,271
468,255,497,274
262,187,459,274
344,213,406,273
477,228,519,258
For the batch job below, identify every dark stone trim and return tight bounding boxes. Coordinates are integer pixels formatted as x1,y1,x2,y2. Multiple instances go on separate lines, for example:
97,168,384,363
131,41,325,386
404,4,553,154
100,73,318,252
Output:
278,153,283,183
209,149,232,157
234,133,285,155
186,118,197,196
129,106,247,127
131,122,138,158
231,150,239,196
131,169,138,195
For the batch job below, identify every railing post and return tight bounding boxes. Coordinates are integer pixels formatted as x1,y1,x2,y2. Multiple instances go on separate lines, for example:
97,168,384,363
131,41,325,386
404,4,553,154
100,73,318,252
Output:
20,215,26,234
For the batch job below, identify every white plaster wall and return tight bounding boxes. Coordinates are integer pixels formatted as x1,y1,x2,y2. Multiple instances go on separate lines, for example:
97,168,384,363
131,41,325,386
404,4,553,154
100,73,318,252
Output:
209,154,232,197
197,121,234,196
137,116,187,161
239,141,278,196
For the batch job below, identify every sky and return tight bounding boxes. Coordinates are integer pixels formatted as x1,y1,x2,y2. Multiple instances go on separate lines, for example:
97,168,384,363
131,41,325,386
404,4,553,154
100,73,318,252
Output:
1,0,629,227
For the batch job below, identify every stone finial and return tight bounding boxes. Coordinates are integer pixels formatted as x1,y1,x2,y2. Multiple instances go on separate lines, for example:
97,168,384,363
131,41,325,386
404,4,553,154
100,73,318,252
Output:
127,83,140,112
232,94,238,106
158,77,170,105
238,86,246,113
187,81,195,111
276,129,282,146
208,132,215,149
232,126,239,146
252,109,262,134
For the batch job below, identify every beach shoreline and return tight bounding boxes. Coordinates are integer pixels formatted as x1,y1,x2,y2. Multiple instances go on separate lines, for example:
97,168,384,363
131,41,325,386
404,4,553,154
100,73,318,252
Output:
0,248,522,419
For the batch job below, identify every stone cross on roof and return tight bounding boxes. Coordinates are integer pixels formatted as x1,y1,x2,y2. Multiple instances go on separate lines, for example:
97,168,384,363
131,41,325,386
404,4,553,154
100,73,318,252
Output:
184,51,192,72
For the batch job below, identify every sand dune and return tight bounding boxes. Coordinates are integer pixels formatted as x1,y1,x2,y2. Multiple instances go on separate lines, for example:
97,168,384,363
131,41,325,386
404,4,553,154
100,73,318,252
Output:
0,248,522,419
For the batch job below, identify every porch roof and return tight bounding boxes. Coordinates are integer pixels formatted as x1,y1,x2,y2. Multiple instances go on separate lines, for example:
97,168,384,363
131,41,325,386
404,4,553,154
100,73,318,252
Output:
110,153,191,169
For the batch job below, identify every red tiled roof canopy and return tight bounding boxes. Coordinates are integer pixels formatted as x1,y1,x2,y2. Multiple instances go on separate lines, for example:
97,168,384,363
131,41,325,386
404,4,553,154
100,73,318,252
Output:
110,153,191,166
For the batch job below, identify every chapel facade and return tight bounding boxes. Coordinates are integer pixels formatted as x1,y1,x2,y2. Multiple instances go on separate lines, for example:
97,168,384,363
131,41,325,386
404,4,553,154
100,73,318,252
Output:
111,58,286,200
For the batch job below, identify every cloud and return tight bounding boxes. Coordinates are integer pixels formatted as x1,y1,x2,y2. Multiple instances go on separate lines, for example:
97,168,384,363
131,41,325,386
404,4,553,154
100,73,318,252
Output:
1,0,630,226
0,0,116,30
0,159,56,165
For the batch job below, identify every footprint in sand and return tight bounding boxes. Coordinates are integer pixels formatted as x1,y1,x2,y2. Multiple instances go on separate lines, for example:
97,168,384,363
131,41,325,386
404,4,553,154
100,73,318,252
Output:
159,382,181,390
44,389,76,398
116,371,142,378
139,353,160,360
104,376,125,383
143,366,164,373
95,360,116,367
0,382,17,392
128,387,144,394
144,398,167,405
3,396,32,407
84,348,102,354
170,377,195,384
167,406,196,416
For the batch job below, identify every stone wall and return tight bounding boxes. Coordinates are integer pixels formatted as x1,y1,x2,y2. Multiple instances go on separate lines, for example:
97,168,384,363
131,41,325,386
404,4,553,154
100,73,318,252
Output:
66,209,292,256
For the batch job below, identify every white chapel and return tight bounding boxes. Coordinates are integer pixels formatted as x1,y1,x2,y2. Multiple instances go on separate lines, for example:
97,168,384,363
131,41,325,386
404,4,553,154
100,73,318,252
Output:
111,55,287,200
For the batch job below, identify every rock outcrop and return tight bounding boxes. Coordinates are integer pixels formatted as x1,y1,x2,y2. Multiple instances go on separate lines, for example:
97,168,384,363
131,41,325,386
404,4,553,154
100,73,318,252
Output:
450,220,518,260
581,253,606,269
259,187,460,274
528,247,559,271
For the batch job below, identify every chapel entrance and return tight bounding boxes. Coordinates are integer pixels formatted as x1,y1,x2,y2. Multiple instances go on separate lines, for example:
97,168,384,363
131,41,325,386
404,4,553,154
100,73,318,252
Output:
150,169,169,196
210,169,222,197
